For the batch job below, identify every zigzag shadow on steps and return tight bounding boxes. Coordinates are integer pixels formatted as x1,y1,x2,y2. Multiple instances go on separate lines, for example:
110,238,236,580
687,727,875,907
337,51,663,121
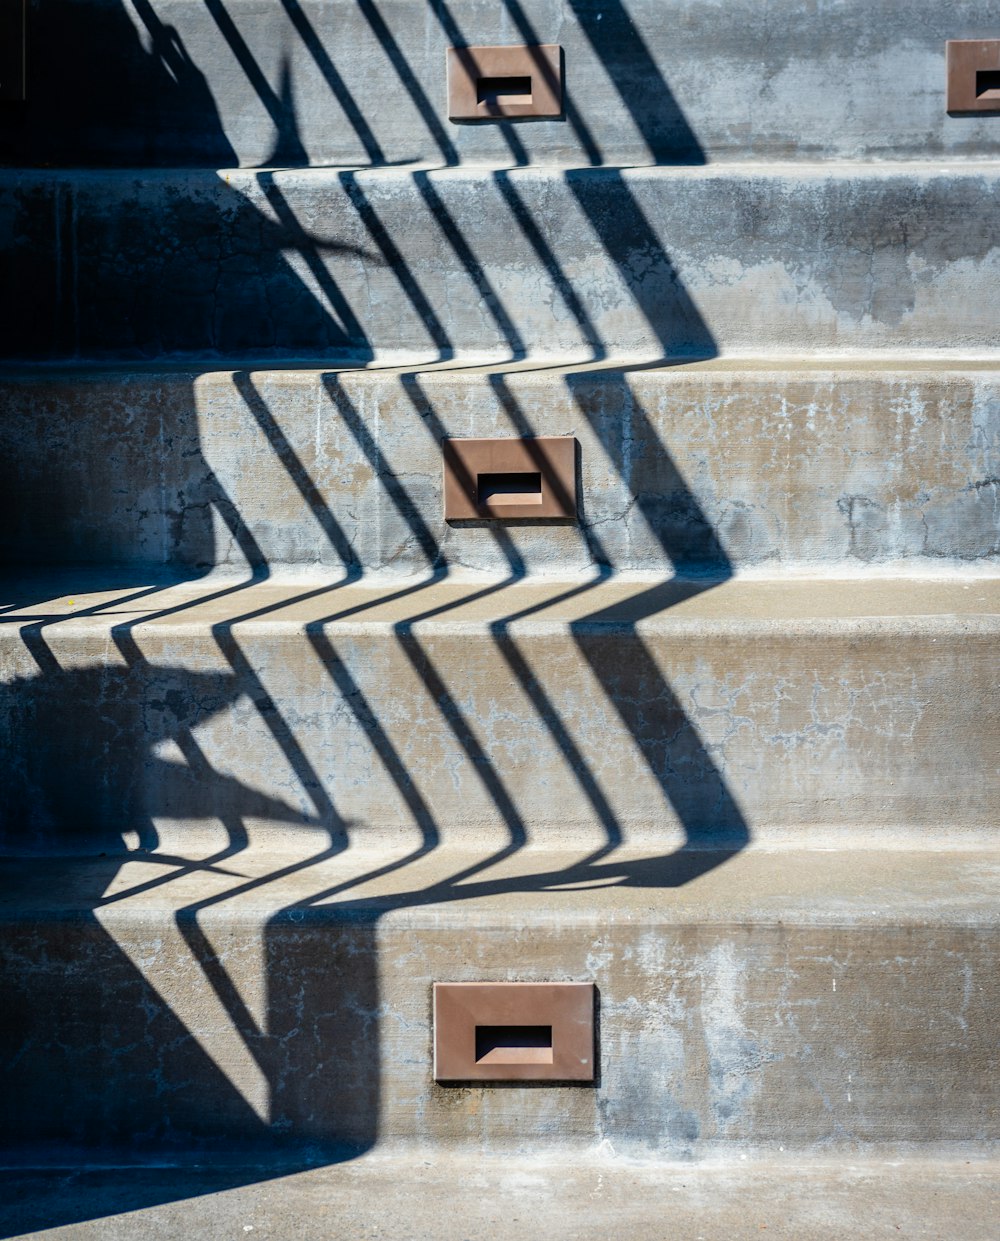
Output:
0,1,752,1233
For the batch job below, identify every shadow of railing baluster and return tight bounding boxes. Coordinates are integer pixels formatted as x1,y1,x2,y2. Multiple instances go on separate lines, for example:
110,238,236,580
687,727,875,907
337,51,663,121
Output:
277,0,387,164
0,3,766,1226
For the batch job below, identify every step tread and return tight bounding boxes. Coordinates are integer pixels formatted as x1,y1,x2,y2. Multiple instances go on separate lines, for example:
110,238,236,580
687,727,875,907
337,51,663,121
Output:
3,847,997,927
3,574,999,634
3,352,1000,377
7,160,1000,180
1,1152,998,1240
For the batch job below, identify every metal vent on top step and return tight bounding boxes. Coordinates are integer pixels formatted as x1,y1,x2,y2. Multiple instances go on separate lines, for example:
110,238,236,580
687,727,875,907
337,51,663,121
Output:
447,45,562,120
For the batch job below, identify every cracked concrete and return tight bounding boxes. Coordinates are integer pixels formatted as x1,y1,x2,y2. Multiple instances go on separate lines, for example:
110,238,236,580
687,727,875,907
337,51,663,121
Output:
5,167,1000,360
1,363,996,576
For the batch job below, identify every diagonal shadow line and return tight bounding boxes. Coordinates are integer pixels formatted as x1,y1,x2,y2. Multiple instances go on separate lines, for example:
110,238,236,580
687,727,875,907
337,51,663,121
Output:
412,169,528,360
210,625,344,835
428,0,530,168
492,0,603,164
277,0,386,165
564,374,731,572
306,623,441,851
336,173,454,361
564,0,706,165
321,373,443,566
231,371,362,570
566,169,716,360
254,173,372,351
493,171,606,360
199,0,306,163
490,626,623,858
356,0,459,166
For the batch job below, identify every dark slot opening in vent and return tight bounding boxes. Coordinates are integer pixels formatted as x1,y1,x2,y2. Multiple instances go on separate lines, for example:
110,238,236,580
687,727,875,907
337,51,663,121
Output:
477,471,542,506
477,75,532,106
976,69,1000,99
475,1025,553,1064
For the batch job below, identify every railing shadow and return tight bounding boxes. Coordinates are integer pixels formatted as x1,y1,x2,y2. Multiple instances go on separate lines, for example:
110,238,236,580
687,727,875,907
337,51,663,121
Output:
0,0,753,1234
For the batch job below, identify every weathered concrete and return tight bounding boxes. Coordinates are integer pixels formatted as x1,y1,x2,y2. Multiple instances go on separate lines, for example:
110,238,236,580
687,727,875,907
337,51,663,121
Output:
2,0,998,1207
4,166,1000,359
2,846,998,1156
6,1154,1000,1241
1,575,997,852
6,0,1000,168
3,1154,999,1241
2,362,997,574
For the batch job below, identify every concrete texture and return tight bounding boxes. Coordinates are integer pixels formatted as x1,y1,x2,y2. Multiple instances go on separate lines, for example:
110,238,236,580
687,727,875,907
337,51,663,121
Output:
2,1154,999,1241
2,0,999,1215
0,575,997,851
4,165,1000,359
1,362,996,574
1,846,997,1154
6,0,1000,168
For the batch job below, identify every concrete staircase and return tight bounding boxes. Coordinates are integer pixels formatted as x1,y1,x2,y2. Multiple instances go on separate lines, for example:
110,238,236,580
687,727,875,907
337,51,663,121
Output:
1,1,998,1236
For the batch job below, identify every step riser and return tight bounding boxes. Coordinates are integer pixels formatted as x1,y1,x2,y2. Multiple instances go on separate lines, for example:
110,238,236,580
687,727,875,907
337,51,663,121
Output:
2,368,998,575
2,620,996,850
2,914,995,1152
5,169,1000,359
5,0,1000,166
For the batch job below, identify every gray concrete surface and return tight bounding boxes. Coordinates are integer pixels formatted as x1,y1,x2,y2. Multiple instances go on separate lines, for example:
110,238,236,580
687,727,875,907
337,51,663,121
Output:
1,847,997,1153
2,0,999,1218
2,362,996,574
4,166,1000,359
6,0,1000,168
1,574,997,850
1,1154,999,1240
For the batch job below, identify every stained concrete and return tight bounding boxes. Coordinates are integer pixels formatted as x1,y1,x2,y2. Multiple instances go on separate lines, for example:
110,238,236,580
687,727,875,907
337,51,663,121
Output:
2,363,996,574
4,166,1000,359
1,575,997,851
1,847,997,1153
1,1155,999,1241
2,0,998,1211
6,0,1000,168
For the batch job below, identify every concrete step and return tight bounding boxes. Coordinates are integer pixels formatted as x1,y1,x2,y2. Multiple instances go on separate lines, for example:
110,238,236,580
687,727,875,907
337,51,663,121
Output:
5,0,1000,168
1,574,997,852
1,845,997,1156
2,360,997,575
4,165,1000,359
1,1152,998,1240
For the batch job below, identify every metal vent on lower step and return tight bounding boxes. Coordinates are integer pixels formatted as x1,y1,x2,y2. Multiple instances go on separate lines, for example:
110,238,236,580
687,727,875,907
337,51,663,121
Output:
433,982,595,1082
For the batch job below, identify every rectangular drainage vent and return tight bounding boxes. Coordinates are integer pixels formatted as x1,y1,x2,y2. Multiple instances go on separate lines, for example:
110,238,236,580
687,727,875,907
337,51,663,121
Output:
947,40,1000,112
434,982,595,1082
447,45,562,120
444,437,576,521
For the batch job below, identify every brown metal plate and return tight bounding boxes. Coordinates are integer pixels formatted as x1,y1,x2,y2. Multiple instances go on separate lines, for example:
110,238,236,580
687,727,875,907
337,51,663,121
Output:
447,45,562,120
433,982,595,1082
947,40,1000,113
443,436,576,520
